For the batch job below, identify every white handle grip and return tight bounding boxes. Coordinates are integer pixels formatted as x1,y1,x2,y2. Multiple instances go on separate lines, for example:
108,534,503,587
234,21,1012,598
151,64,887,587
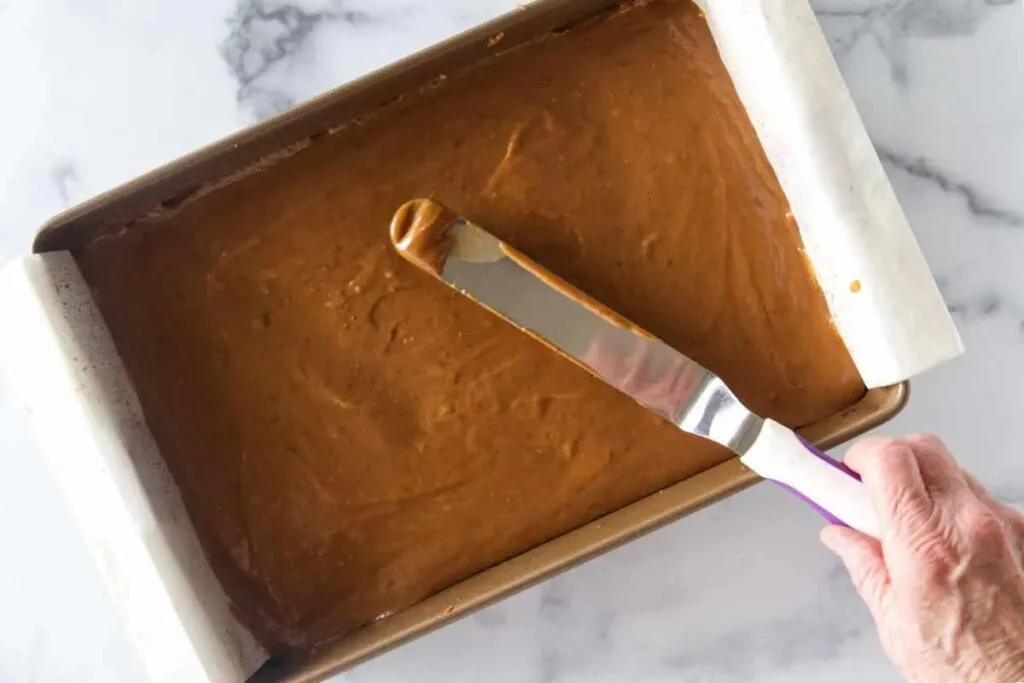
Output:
740,419,880,539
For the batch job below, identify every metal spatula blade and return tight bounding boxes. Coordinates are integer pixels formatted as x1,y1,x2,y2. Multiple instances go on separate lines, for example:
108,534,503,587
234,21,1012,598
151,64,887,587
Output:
389,199,879,538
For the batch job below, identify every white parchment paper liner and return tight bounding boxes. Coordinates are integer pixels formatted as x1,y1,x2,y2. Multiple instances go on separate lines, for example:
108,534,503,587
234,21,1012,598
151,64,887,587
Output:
0,2,963,681
0,254,266,682
699,0,962,386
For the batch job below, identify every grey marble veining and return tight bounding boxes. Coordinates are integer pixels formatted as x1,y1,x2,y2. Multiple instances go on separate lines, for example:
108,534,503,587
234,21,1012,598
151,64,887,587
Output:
877,148,1024,227
222,0,377,119
220,0,523,120
816,0,1014,66
49,162,81,210
0,0,1022,681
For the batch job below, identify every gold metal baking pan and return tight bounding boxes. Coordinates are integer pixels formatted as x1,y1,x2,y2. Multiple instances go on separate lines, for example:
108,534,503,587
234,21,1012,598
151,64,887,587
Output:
30,0,909,680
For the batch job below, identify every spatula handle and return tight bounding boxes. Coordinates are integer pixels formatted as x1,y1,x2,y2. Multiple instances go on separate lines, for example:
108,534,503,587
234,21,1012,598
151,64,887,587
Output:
740,419,879,539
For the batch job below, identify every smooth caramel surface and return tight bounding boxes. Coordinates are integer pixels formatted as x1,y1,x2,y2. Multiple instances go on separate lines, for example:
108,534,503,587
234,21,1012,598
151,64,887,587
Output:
75,0,863,653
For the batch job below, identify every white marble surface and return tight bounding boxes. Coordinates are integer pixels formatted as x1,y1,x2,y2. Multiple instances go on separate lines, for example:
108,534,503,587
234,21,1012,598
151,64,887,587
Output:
1,0,1022,681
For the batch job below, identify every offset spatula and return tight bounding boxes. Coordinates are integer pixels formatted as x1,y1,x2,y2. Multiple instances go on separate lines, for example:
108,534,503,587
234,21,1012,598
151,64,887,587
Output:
389,199,879,539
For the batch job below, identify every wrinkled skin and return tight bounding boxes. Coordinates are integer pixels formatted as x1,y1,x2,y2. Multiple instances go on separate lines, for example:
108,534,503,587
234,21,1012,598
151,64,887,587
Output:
822,435,1024,683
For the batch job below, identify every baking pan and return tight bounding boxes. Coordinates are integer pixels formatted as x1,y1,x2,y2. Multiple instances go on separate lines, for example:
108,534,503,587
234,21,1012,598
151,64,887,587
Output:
28,0,911,680
257,386,907,683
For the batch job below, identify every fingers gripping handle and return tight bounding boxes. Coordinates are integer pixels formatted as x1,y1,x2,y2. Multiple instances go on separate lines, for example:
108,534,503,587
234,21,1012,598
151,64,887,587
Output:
740,419,880,539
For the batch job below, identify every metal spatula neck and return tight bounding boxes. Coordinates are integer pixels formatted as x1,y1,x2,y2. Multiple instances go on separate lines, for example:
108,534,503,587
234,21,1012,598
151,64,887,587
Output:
673,375,763,455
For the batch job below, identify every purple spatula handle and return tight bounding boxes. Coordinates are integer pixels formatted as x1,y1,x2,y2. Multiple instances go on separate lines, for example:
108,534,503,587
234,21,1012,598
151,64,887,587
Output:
740,419,879,538
773,436,861,526
770,482,844,526
797,434,862,480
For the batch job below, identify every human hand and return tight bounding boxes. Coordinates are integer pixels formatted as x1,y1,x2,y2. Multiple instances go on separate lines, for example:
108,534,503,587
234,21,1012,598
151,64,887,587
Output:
821,435,1024,683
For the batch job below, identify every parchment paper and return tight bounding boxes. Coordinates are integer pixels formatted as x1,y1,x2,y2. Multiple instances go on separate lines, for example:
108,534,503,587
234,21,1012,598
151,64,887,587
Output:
699,0,963,386
0,1,962,681
0,254,267,683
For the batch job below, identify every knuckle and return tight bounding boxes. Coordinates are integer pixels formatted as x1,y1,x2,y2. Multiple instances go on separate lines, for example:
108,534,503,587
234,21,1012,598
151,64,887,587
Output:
847,436,899,469
877,438,914,460
904,433,945,455
906,435,958,476
966,505,1011,552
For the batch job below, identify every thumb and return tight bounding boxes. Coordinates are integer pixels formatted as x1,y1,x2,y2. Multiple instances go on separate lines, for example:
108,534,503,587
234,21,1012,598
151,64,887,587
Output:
821,525,891,619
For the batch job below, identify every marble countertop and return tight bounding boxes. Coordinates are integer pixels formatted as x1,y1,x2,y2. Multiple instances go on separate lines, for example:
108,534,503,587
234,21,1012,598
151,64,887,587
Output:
1,0,1022,681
